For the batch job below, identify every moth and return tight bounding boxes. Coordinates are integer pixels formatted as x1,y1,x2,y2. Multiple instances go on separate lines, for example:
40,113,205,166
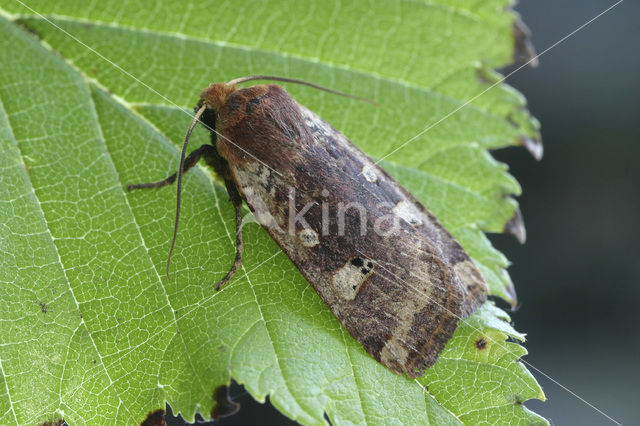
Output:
128,75,487,378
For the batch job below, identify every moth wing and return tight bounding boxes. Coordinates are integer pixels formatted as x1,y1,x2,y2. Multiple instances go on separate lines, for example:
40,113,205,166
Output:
217,85,486,377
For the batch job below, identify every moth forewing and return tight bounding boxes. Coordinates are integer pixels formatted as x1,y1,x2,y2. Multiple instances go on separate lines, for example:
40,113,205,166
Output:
207,83,487,377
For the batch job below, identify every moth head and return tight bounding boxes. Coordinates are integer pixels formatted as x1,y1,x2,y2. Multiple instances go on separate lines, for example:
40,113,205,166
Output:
198,82,238,112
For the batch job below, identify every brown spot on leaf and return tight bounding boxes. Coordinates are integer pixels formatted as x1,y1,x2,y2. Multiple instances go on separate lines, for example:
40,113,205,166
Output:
504,207,526,244
140,410,166,426
475,337,488,350
211,385,240,420
513,19,538,67
38,420,63,426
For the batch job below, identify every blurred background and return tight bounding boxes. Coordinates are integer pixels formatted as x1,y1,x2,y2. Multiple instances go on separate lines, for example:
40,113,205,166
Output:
168,1,639,424
492,1,639,424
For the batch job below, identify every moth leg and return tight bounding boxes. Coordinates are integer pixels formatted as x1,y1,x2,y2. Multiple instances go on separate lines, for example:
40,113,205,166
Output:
127,142,244,290
199,152,245,291
213,178,244,291
126,144,215,191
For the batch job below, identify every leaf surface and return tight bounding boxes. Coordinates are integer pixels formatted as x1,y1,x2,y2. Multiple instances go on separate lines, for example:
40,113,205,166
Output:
0,1,545,424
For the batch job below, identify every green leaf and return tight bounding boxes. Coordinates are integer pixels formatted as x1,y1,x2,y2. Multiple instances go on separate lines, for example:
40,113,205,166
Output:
0,1,545,425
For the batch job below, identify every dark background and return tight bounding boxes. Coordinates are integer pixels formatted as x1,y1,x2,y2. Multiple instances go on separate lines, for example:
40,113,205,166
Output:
168,1,640,424
492,1,639,425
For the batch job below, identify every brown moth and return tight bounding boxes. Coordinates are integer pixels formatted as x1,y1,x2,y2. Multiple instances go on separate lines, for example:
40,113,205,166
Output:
128,76,487,378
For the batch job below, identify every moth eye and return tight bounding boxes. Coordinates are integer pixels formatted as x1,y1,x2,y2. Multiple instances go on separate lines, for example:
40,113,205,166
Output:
475,338,488,350
367,261,373,268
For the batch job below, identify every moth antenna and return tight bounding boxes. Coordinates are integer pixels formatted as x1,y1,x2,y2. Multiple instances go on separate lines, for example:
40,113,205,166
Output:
226,75,379,106
166,104,208,281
